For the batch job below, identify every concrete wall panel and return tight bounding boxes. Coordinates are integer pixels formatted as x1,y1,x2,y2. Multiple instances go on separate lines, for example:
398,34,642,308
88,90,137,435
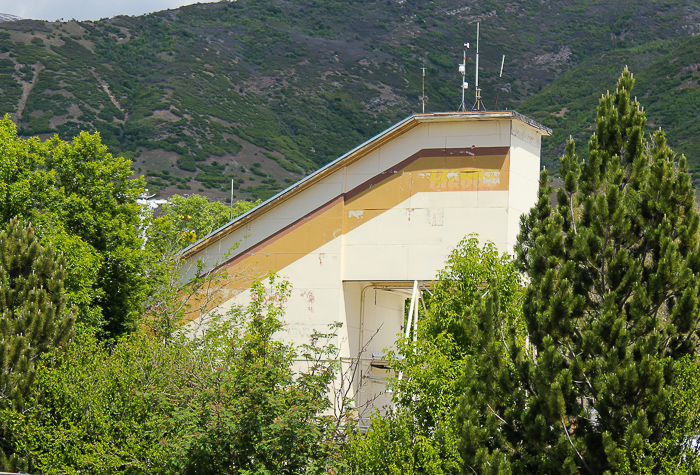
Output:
430,120,500,137
182,113,548,419
443,207,510,252
409,190,479,209
342,243,410,281
377,136,446,171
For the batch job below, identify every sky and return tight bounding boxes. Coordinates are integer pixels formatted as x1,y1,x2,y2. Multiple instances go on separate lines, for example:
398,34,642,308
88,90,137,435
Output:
0,0,215,22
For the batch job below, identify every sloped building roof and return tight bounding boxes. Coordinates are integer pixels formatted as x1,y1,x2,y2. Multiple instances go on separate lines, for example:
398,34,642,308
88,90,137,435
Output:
181,110,551,260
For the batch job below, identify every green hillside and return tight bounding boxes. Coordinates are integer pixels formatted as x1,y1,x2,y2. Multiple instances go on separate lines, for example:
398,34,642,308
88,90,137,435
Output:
521,34,700,179
0,0,698,199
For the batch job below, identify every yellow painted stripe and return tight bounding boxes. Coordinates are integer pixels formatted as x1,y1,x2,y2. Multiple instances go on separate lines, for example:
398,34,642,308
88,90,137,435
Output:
184,147,509,321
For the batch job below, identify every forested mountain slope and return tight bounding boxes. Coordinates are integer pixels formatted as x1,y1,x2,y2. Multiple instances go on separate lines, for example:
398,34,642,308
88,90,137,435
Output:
0,0,698,199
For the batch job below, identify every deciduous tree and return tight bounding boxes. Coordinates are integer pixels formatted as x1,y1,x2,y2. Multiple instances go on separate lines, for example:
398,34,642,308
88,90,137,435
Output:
142,194,259,342
16,274,341,474
0,115,145,337
346,237,523,474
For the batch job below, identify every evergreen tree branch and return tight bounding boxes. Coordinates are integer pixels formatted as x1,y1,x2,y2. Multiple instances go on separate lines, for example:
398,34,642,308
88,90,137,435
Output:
561,418,593,475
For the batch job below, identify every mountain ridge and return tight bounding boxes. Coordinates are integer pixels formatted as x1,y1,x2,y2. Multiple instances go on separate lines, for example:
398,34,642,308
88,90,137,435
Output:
0,13,21,23
0,0,697,200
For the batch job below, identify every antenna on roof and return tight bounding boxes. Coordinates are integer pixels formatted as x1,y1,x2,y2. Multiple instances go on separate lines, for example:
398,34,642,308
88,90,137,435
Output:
494,54,505,110
457,42,469,111
230,179,234,220
471,22,485,111
421,66,427,113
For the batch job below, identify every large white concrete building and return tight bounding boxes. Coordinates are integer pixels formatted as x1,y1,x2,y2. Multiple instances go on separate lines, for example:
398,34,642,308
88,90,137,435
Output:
180,111,550,419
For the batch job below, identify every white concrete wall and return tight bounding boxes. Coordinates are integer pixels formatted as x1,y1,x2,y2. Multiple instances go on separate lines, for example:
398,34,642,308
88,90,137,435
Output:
182,114,547,416
507,121,543,250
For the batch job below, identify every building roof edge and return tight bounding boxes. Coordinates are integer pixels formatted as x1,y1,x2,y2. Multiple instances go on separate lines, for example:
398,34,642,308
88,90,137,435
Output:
180,110,550,258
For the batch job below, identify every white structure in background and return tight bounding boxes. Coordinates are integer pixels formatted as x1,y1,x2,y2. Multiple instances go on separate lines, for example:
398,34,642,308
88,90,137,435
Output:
136,189,169,210
136,190,169,248
180,111,551,421
136,188,168,249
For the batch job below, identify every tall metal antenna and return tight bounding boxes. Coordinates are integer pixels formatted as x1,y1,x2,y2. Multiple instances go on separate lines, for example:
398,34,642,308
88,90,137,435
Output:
457,42,469,111
421,66,427,113
230,179,234,219
471,22,484,111
494,54,506,110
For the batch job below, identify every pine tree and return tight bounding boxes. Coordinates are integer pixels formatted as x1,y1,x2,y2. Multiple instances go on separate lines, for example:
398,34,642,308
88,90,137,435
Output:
458,68,700,474
0,219,74,471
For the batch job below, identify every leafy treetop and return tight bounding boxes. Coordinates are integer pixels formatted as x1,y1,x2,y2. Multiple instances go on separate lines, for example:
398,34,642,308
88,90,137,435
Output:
0,115,145,338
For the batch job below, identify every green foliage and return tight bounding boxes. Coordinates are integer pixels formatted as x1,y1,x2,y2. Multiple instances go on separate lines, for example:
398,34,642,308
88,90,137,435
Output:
346,237,523,474
1,0,698,198
14,332,173,474
151,194,259,250
0,115,147,338
176,155,197,172
194,161,231,190
423,235,524,353
141,194,259,341
0,220,74,472
458,69,700,474
345,408,460,474
40,229,104,329
262,151,304,174
14,275,342,474
164,193,231,242
614,356,700,474
161,275,340,474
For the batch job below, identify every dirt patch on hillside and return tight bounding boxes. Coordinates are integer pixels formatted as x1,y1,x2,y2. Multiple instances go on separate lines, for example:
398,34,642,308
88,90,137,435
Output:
534,47,572,67
49,114,69,128
365,83,404,111
46,89,75,98
48,104,83,128
60,22,86,36
67,103,82,119
135,150,182,172
91,69,124,117
152,109,181,121
13,62,44,122
78,39,95,53
231,135,304,180
210,117,239,128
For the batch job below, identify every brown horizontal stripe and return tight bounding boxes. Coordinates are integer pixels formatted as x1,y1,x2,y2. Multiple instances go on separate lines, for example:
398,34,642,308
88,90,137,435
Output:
185,146,510,322
217,146,509,272
446,146,510,157
214,195,343,272
344,147,509,201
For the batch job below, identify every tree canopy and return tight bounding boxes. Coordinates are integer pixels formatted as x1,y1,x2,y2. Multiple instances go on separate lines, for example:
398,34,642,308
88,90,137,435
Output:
13,275,342,475
458,68,700,474
346,237,524,474
0,116,146,337
0,116,253,338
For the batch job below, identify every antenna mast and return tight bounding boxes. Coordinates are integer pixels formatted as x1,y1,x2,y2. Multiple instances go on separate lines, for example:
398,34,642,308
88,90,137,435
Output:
494,54,505,110
471,22,484,111
457,42,469,111
421,66,427,113
230,179,234,219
